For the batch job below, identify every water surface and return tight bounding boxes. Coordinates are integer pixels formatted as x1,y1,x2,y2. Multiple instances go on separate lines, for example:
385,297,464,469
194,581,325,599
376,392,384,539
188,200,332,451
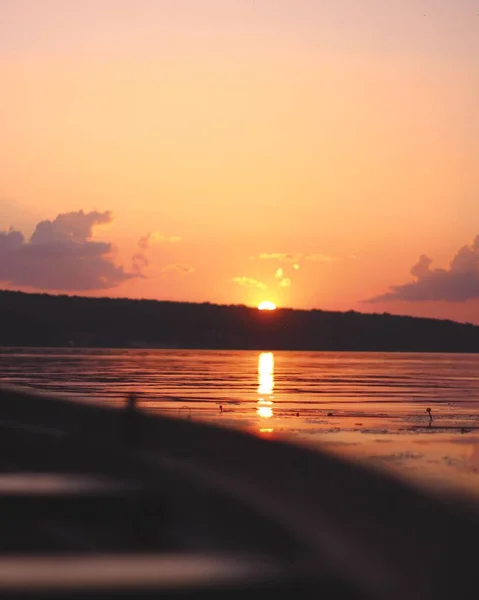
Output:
2,348,479,496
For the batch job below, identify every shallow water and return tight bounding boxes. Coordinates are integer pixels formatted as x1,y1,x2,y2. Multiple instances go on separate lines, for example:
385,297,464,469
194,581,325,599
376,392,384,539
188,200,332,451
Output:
2,348,479,496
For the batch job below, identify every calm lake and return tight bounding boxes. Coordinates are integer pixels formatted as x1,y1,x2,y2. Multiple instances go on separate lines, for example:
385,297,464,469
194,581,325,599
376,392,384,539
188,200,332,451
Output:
2,348,479,496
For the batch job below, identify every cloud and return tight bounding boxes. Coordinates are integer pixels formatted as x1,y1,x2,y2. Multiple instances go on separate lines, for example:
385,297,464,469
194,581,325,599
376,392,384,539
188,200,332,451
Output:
258,253,301,262
366,235,479,303
31,210,112,245
233,276,267,290
305,253,337,263
0,210,137,291
134,231,183,276
138,232,181,249
254,252,336,263
279,278,291,288
163,264,194,274
137,235,151,251
293,263,300,270
275,268,284,279
132,252,150,274
134,234,153,275
160,234,181,243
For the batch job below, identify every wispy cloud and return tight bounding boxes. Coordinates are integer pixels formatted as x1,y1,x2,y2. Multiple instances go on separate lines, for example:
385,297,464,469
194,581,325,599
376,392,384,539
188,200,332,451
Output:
163,264,194,274
253,252,336,263
233,276,267,290
138,232,181,249
279,278,291,288
366,235,479,303
156,234,181,243
257,252,300,262
132,252,150,274
274,268,284,279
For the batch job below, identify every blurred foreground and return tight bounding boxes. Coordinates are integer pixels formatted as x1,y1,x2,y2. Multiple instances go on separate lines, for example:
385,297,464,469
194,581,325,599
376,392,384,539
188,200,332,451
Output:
1,384,479,598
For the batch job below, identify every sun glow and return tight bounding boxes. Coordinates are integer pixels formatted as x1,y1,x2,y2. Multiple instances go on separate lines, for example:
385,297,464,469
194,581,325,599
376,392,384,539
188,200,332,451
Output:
258,301,276,311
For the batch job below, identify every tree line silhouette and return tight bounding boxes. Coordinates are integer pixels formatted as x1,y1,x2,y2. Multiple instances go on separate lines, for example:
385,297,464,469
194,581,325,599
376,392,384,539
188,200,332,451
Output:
1,290,478,352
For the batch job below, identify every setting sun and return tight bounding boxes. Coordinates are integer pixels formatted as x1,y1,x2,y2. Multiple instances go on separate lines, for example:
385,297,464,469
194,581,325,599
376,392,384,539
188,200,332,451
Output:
258,301,276,311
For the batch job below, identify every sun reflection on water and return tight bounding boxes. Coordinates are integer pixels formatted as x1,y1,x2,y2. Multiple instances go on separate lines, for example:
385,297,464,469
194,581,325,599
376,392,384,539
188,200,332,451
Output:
257,406,273,418
257,352,274,419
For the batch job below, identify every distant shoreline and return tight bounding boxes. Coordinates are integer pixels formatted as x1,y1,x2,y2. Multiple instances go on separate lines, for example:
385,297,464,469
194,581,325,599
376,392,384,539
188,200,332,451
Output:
1,345,479,356
1,290,479,353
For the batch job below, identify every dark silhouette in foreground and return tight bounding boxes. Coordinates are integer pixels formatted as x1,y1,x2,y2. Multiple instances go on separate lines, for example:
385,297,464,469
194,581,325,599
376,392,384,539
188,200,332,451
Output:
1,382,479,599
123,393,141,448
1,289,479,352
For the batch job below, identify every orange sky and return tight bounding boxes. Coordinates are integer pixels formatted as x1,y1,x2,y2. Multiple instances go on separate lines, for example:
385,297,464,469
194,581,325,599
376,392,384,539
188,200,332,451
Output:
1,1,479,322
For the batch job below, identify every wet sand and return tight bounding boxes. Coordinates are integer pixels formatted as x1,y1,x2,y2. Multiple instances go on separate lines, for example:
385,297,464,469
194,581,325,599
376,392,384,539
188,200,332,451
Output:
175,406,479,499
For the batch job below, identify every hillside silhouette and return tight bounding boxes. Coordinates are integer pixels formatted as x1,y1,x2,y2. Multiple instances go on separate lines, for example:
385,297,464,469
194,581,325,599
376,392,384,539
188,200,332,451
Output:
1,290,478,352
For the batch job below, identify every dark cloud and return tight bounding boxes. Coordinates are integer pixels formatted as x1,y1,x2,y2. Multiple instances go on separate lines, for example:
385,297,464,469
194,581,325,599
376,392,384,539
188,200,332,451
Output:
30,211,112,245
0,210,138,291
366,235,479,303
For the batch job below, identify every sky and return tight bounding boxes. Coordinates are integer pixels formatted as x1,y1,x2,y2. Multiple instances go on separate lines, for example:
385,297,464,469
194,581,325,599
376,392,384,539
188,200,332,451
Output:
1,0,479,322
